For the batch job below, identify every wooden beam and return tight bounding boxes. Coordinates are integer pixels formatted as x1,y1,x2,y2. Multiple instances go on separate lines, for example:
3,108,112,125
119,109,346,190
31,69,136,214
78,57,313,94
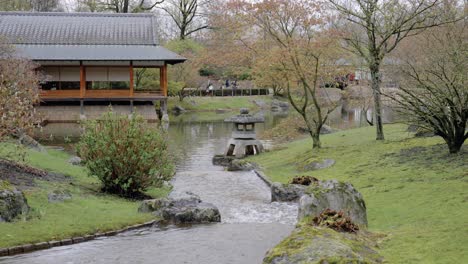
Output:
161,63,168,97
80,62,85,98
129,63,134,97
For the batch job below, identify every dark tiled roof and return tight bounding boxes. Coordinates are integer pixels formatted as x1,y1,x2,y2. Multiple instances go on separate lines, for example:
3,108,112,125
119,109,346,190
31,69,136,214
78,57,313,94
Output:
15,44,185,64
0,12,158,45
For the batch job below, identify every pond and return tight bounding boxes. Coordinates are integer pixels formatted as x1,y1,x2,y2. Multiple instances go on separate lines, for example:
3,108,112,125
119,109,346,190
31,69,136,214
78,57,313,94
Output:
0,102,394,264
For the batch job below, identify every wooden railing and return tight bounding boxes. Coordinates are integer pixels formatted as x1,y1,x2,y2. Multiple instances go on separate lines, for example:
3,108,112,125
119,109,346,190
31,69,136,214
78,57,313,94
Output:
40,89,164,101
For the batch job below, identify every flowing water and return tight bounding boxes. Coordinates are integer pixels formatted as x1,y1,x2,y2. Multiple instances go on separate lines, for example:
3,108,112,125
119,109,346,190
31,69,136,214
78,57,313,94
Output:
0,103,394,264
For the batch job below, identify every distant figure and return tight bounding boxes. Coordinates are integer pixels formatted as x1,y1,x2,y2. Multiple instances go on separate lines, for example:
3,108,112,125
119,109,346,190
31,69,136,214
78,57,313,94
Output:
225,79,230,88
206,80,213,96
232,79,237,96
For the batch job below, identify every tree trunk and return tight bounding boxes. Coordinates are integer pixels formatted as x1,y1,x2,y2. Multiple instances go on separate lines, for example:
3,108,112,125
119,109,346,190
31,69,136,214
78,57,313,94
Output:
447,139,464,154
310,130,321,149
370,64,385,140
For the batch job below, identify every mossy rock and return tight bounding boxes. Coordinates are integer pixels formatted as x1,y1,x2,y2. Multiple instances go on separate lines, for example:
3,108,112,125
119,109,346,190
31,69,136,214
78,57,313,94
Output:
263,224,383,264
300,180,368,228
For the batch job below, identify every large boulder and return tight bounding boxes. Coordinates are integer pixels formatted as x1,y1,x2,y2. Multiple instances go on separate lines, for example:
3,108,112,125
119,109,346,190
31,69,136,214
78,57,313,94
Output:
138,192,221,224
298,180,368,227
271,182,307,202
263,224,383,264
0,184,29,222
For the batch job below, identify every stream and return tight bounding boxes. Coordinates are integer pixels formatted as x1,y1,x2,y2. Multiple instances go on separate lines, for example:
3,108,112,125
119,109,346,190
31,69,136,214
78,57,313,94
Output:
0,104,394,264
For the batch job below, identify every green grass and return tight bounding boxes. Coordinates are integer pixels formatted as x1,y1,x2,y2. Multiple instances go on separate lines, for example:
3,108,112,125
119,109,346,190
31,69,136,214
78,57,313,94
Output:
248,124,468,263
167,95,273,112
0,143,170,248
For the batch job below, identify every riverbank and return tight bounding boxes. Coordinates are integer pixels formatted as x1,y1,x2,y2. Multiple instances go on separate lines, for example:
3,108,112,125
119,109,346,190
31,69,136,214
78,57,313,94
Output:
0,143,170,249
248,124,467,263
168,95,274,112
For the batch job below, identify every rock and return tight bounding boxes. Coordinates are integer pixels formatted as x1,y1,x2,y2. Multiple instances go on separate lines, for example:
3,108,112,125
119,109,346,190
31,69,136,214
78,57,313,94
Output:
138,192,221,224
0,185,29,222
252,99,267,109
212,155,235,167
320,124,334,134
303,159,335,171
17,133,46,153
298,180,368,227
271,100,289,112
227,159,256,171
271,182,307,202
68,156,82,166
172,105,186,114
263,225,383,264
48,190,72,203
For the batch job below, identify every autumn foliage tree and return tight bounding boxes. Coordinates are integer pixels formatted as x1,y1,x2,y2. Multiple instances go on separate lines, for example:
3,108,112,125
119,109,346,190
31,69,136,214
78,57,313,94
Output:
0,42,41,141
248,0,343,148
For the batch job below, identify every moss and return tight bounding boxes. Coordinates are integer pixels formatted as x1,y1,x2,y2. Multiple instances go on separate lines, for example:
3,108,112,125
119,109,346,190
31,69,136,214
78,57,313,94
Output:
0,180,13,191
264,225,382,264
250,124,468,263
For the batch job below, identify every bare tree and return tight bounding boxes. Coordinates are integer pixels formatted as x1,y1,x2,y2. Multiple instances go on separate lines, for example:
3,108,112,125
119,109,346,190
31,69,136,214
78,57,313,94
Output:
161,0,209,40
0,0,60,11
31,0,60,11
76,0,164,13
387,22,467,153
329,0,458,140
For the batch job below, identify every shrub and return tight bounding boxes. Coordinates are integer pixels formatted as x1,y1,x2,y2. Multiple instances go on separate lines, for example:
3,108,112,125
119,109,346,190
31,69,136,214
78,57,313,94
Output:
76,111,174,197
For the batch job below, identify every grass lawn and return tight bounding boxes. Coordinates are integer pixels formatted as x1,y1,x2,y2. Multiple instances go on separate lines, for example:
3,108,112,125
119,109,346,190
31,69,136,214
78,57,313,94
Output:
248,124,468,263
0,143,170,248
167,95,273,112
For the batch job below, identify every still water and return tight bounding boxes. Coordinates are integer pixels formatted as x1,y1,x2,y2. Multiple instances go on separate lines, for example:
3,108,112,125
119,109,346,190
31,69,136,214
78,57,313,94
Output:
0,111,297,264
0,104,393,264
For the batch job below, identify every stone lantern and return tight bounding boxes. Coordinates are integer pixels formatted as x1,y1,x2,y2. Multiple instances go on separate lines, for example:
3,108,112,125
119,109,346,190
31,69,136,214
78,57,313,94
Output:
224,108,264,158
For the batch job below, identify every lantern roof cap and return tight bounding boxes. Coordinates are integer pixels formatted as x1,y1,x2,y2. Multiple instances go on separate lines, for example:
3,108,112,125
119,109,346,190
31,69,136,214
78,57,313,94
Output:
224,108,264,123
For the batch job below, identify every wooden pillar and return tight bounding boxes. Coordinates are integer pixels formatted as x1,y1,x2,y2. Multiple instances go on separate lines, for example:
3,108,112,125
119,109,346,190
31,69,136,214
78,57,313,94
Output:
160,63,168,97
129,63,134,97
80,62,85,98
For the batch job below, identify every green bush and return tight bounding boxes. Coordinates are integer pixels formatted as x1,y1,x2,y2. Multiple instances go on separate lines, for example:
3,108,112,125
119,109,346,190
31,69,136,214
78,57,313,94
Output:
76,111,174,198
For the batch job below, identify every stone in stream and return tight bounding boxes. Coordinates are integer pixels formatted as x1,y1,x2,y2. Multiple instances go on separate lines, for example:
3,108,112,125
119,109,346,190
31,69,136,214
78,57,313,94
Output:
138,192,221,224
227,159,257,171
298,180,368,227
212,155,235,167
0,184,30,222
271,182,307,202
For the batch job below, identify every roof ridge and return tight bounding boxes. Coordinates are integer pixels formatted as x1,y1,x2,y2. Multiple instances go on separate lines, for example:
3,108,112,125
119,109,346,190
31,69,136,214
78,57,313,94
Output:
0,11,154,18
